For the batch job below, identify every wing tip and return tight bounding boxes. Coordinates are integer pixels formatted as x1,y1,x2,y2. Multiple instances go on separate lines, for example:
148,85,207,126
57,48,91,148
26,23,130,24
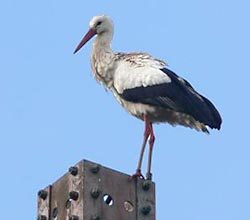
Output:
208,117,222,130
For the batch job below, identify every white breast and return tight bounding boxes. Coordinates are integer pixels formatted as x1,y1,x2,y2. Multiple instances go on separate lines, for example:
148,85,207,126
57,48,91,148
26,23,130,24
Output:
91,47,116,88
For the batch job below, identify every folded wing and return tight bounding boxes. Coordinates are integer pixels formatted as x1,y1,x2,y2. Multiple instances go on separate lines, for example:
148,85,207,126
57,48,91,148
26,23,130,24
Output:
115,66,222,130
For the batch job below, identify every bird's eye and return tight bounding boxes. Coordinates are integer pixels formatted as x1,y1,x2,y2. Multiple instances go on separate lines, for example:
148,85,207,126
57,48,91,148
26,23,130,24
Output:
96,21,102,26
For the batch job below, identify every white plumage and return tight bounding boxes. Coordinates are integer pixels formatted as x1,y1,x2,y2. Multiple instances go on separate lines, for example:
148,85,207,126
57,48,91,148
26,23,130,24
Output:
74,15,222,180
114,58,171,93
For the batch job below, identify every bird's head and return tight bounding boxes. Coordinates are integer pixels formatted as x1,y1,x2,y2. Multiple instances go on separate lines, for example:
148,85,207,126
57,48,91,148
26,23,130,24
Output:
90,15,113,35
74,15,113,54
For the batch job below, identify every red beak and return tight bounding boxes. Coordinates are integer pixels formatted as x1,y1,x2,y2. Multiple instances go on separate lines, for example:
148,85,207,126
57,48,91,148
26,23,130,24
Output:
74,28,97,54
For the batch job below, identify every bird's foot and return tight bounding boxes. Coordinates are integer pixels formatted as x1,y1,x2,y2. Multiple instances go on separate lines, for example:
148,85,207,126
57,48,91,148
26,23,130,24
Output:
129,169,145,181
146,172,152,180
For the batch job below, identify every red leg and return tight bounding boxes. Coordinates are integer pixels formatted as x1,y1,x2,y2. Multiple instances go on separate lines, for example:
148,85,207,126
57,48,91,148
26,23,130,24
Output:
130,115,151,180
146,123,155,180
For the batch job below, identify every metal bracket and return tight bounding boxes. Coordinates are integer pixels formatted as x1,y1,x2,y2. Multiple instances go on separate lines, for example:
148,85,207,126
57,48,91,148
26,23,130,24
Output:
37,159,155,220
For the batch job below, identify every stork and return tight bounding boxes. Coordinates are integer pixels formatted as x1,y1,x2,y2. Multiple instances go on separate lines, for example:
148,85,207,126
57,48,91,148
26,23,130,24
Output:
74,15,222,180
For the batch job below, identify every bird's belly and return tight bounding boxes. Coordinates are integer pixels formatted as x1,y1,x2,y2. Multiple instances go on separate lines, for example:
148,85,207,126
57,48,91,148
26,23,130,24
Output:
116,95,208,132
117,96,174,122
120,99,156,120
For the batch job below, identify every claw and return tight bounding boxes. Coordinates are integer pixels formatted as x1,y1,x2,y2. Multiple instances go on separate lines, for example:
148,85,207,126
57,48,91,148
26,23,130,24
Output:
146,172,152,180
129,169,145,181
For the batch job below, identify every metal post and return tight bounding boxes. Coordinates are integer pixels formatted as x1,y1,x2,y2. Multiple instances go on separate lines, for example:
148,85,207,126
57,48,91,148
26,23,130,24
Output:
37,159,156,220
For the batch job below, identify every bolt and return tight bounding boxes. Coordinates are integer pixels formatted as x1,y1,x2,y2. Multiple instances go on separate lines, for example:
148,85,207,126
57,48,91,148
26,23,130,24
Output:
69,166,78,176
91,188,100,199
52,207,58,218
37,215,47,220
142,180,151,191
38,190,48,200
69,215,79,220
141,205,151,215
91,214,100,220
90,164,100,174
69,191,79,201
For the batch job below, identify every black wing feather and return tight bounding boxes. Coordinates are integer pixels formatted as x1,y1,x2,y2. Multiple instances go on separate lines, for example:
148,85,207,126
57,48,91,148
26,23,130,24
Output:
120,68,222,129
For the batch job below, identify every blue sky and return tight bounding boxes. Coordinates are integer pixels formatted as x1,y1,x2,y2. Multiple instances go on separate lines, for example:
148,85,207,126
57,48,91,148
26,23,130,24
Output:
1,0,249,219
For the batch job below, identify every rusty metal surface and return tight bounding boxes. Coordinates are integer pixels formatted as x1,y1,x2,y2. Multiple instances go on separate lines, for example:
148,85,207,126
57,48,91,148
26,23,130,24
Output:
136,179,156,220
37,159,156,220
49,172,69,220
83,160,137,220
48,162,84,220
68,162,84,220
37,185,51,220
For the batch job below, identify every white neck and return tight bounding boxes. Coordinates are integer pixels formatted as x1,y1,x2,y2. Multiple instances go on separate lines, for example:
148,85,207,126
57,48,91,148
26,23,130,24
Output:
93,31,113,51
91,31,116,88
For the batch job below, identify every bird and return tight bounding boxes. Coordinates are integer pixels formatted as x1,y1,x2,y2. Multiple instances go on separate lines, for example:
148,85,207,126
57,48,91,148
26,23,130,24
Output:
74,15,222,180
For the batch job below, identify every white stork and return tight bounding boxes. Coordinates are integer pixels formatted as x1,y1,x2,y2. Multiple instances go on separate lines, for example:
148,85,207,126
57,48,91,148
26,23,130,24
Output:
74,15,222,180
